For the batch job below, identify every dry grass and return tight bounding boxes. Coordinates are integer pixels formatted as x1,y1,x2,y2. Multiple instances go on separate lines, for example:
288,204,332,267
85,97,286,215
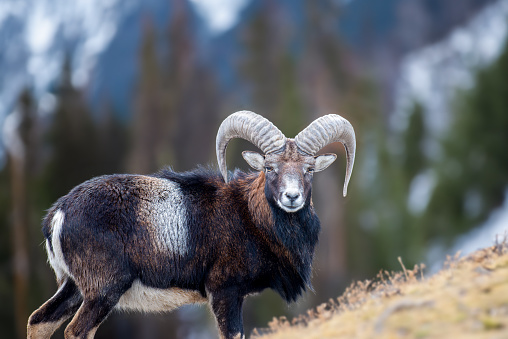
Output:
253,238,508,339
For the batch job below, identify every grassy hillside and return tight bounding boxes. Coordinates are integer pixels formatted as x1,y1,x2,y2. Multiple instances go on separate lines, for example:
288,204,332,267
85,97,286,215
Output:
253,239,508,339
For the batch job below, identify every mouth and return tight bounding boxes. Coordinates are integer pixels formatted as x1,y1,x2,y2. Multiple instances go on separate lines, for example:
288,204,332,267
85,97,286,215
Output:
276,199,304,213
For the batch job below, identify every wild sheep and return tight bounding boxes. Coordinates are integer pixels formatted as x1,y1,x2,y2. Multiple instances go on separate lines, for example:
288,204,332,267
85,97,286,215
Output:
27,111,356,339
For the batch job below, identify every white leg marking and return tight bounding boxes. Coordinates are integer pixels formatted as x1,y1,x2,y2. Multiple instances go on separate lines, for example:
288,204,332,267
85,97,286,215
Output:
27,282,76,339
64,323,98,339
27,320,66,339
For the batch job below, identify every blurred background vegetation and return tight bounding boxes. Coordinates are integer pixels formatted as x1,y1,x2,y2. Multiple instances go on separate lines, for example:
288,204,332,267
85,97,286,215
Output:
1,0,507,338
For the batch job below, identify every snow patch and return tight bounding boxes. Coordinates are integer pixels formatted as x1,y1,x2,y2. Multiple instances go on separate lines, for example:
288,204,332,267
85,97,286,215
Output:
2,110,24,160
428,189,508,272
407,170,436,215
452,190,508,257
25,4,57,54
392,0,508,138
189,0,249,34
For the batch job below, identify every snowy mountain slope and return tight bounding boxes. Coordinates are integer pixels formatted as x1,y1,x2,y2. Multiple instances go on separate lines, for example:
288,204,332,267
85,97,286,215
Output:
0,0,211,164
0,0,133,162
392,0,508,138
0,0,502,166
392,0,508,267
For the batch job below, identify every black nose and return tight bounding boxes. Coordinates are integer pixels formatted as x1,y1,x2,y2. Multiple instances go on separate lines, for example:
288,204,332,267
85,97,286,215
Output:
285,192,300,202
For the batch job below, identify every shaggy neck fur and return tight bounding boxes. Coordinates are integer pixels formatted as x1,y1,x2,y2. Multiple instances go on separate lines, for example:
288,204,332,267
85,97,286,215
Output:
234,171,321,301
156,167,321,302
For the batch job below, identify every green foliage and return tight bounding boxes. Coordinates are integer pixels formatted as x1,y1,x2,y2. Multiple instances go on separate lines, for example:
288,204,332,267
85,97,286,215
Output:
44,56,99,201
346,126,419,276
274,54,305,138
130,13,221,174
425,40,508,241
44,55,128,203
348,38,508,280
129,22,166,174
402,102,426,180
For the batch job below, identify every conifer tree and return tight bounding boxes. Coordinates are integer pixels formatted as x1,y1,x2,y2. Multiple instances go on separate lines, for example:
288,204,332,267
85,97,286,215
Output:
129,20,165,174
0,164,13,338
44,55,99,202
165,0,220,170
425,39,508,241
402,102,426,181
6,88,37,339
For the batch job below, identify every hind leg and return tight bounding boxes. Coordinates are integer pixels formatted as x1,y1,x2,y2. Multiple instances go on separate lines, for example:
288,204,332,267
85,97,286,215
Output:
63,281,131,339
28,279,83,339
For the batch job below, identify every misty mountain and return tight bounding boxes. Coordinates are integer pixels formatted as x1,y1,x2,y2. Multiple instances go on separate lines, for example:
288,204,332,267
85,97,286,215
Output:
0,0,498,161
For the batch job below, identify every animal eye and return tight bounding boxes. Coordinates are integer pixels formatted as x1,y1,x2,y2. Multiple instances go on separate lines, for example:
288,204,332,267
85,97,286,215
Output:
265,166,274,172
307,168,315,173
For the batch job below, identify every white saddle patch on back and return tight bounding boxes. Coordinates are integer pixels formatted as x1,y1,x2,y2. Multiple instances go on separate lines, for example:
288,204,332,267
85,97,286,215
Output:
143,180,189,256
116,280,206,313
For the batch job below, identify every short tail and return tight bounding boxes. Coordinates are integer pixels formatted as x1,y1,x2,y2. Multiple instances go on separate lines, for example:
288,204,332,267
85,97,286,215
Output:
42,208,56,254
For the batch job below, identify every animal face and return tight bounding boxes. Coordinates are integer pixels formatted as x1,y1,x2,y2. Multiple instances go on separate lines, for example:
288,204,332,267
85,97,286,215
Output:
243,140,336,212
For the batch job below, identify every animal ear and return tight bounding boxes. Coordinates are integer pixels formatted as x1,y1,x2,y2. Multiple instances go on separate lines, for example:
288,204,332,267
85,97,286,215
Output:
242,151,265,171
314,153,337,172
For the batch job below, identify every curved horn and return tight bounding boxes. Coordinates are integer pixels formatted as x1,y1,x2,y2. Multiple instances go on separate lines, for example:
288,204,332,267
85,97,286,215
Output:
294,114,356,197
216,111,286,183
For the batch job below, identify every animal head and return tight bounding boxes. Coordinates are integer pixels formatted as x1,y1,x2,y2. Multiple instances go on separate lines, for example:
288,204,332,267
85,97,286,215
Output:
216,111,356,212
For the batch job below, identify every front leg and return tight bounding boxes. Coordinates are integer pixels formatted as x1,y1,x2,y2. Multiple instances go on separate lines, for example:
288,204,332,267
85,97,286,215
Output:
209,288,244,339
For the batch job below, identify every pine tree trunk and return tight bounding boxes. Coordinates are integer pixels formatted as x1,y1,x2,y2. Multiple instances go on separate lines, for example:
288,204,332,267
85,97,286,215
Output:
10,148,29,339
5,110,30,339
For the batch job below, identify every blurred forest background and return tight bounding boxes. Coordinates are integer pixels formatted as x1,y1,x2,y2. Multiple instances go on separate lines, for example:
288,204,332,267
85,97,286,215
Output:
1,0,507,338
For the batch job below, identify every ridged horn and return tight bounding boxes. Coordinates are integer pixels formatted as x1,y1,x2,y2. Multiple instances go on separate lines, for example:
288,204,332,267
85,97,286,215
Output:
294,114,356,197
216,111,286,183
